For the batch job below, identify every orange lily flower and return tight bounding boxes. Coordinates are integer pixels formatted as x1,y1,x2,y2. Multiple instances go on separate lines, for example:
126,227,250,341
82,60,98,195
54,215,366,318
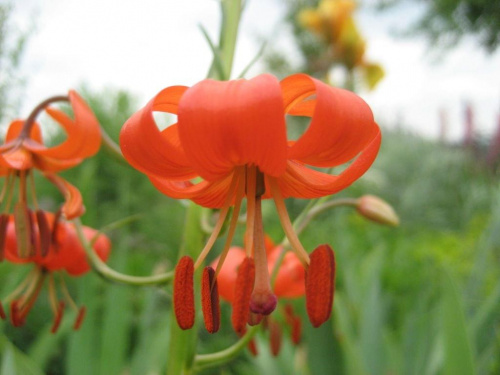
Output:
212,238,304,355
120,73,380,331
0,92,101,259
0,212,111,332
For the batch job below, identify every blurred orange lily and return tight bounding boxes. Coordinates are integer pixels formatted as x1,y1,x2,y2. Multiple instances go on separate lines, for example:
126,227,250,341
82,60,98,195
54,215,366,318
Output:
0,92,101,257
212,237,304,354
120,73,379,330
0,212,111,332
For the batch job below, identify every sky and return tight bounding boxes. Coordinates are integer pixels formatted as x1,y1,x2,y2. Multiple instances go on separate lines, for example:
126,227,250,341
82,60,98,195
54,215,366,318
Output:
6,0,500,142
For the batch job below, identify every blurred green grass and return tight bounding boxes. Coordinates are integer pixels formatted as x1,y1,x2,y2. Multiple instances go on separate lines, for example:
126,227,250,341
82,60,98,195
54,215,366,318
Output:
1,88,499,375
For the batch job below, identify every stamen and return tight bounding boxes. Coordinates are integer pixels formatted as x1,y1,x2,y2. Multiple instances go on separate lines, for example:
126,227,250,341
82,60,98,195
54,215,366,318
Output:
247,311,263,326
284,304,301,344
52,209,62,251
245,166,256,257
27,209,37,257
249,197,277,315
193,169,243,269
28,170,39,211
10,300,23,327
0,214,8,261
73,307,86,330
0,301,6,320
13,201,32,257
17,271,45,322
173,256,195,330
201,266,220,334
231,257,255,334
48,273,59,314
36,210,51,257
269,319,282,356
50,301,65,334
305,244,335,328
59,273,79,311
268,178,310,266
213,173,245,281
248,338,258,356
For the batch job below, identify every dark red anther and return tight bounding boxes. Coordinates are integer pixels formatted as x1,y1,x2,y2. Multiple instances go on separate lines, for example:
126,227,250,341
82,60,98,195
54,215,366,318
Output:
247,311,264,326
201,266,220,334
52,209,62,251
269,319,282,356
231,257,255,334
248,338,259,356
51,301,65,334
305,244,336,328
27,209,37,257
173,256,195,330
0,301,6,320
73,306,86,331
13,202,32,257
0,214,8,262
10,300,24,327
36,210,51,257
284,304,302,345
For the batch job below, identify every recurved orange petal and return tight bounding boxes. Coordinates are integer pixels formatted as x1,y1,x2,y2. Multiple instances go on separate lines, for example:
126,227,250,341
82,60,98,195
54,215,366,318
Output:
120,86,195,180
177,74,288,181
29,91,101,160
273,131,381,199
149,172,234,208
282,74,379,167
45,174,85,219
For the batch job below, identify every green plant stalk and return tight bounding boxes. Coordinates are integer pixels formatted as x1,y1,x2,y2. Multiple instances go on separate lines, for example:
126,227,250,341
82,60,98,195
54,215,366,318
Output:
193,325,259,370
74,218,174,286
271,197,358,284
166,203,204,375
207,0,242,80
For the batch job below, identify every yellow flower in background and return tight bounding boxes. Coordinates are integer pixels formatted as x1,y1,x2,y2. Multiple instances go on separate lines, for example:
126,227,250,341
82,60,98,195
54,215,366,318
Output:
298,0,356,44
298,0,385,90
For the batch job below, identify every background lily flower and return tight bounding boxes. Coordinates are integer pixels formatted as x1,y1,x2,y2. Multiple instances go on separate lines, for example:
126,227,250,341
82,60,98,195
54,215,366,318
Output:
0,91,101,229
212,238,305,303
211,238,304,355
0,212,111,332
121,73,378,330
0,92,101,258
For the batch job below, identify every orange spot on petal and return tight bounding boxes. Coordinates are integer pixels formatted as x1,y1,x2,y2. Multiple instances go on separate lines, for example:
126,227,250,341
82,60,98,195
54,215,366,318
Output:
305,244,335,327
173,256,195,330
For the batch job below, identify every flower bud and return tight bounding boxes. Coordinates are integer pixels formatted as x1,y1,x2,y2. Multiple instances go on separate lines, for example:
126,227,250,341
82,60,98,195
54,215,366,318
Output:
357,195,399,226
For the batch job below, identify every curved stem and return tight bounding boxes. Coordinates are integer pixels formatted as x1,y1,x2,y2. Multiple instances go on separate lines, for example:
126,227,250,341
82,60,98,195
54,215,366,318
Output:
270,197,358,285
100,126,129,165
193,326,259,370
20,95,69,139
73,218,174,286
295,198,358,235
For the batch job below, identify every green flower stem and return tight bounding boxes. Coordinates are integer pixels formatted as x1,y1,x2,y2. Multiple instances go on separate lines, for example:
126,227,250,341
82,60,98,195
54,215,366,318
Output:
193,326,259,371
294,197,359,236
100,126,128,165
166,203,204,375
207,0,242,80
74,218,174,286
271,197,358,285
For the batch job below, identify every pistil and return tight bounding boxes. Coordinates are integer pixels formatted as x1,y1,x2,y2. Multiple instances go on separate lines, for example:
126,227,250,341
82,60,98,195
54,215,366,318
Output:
249,196,277,315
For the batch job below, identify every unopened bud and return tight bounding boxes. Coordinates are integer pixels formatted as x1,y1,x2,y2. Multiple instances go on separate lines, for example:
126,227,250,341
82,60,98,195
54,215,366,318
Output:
357,195,399,226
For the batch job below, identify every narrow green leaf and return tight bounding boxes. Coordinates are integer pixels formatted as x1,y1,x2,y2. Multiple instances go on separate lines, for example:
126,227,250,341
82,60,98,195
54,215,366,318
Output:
441,271,476,375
